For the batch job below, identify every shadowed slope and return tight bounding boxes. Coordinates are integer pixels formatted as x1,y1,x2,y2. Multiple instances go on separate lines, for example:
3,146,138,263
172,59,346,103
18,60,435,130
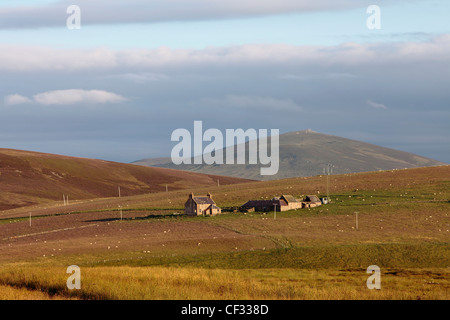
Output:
0,148,251,211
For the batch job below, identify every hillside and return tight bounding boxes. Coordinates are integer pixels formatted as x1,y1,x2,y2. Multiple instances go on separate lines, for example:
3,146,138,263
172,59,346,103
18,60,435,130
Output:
133,130,446,180
0,149,251,211
1,165,448,300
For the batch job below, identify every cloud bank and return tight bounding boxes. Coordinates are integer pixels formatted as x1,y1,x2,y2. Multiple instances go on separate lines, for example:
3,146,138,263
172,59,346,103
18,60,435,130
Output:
1,35,449,72
0,34,448,163
0,0,374,29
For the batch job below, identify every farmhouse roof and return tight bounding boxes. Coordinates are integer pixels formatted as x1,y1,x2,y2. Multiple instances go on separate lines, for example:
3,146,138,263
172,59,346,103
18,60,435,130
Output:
192,196,216,205
281,195,300,203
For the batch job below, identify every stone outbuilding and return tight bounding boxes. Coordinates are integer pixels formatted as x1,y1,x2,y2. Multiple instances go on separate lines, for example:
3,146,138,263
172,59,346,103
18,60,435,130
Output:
280,195,303,210
302,195,322,208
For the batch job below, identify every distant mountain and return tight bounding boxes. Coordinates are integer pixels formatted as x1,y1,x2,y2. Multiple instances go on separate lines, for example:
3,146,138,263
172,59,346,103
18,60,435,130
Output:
133,130,447,180
0,149,250,211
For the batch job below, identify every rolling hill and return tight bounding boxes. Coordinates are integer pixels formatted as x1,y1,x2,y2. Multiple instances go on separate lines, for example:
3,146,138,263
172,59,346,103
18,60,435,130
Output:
1,163,448,299
0,148,251,211
133,130,446,180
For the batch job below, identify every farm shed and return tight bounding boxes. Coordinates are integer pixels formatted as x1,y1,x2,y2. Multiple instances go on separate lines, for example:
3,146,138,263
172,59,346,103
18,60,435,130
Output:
303,195,322,208
280,195,303,210
184,193,222,216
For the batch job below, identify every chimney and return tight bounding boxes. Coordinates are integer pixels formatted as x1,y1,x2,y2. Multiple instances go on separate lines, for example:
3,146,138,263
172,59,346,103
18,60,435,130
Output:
189,193,194,199
207,192,212,199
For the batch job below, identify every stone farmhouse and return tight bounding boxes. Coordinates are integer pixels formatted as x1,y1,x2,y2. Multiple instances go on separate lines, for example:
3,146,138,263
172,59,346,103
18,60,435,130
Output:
184,193,222,216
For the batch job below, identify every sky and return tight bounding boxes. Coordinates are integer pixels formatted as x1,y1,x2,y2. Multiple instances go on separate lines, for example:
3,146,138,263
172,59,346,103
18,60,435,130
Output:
0,0,449,163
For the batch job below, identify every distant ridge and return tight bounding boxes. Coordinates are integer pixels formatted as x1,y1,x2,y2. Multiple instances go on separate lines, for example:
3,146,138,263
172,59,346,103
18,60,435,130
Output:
0,149,251,211
133,130,447,180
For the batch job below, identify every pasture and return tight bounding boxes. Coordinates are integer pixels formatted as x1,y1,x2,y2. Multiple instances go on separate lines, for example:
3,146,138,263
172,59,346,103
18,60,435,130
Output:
0,166,449,299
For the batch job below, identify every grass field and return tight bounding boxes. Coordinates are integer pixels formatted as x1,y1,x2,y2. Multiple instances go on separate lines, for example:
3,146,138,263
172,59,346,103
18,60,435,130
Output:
0,166,449,300
0,265,447,300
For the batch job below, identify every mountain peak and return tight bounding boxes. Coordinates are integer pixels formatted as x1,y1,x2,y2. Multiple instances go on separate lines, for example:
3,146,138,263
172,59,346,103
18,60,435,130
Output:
133,131,446,180
301,129,317,134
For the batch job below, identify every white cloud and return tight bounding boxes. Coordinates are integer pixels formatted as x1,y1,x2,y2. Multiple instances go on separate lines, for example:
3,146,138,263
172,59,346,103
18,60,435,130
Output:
4,94,32,106
34,89,126,105
0,46,117,71
4,89,126,106
367,99,388,110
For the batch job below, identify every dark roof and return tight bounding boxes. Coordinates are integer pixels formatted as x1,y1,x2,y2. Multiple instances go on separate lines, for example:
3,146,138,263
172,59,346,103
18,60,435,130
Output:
281,195,300,203
193,196,215,205
242,199,288,207
304,195,321,203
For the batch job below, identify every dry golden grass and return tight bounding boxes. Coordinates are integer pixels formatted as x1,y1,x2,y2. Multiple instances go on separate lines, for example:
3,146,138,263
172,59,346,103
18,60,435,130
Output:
0,284,73,300
0,266,448,300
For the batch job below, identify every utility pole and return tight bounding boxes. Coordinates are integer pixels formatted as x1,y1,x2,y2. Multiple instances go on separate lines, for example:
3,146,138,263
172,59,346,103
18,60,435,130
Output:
324,164,333,201
166,184,168,192
119,205,123,221
118,186,121,198
29,212,32,227
217,179,220,187
327,173,329,201
355,212,359,231
274,204,277,220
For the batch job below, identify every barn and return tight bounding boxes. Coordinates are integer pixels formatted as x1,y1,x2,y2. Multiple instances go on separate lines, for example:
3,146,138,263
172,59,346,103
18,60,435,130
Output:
241,198,289,212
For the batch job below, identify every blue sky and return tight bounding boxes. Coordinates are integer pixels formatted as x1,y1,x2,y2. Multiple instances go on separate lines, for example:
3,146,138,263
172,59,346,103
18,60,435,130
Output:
0,0,449,164
1,1,449,49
